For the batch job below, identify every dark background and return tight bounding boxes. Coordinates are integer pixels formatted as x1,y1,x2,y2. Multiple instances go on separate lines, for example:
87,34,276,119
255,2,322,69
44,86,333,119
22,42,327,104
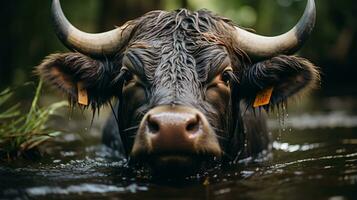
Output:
0,0,356,96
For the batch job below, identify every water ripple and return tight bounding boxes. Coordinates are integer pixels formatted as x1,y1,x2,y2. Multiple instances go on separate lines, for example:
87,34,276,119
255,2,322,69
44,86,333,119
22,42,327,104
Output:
270,152,357,169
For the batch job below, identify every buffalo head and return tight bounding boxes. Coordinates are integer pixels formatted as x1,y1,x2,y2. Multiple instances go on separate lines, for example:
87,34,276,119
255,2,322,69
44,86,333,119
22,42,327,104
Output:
37,0,319,174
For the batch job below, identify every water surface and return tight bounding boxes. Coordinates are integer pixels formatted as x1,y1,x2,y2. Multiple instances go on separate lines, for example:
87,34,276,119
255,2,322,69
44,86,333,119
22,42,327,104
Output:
1,96,357,200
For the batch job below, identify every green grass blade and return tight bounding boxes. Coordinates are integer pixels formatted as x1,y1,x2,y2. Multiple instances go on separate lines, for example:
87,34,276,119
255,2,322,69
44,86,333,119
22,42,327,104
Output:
0,80,68,157
0,90,13,107
0,103,21,119
25,79,43,124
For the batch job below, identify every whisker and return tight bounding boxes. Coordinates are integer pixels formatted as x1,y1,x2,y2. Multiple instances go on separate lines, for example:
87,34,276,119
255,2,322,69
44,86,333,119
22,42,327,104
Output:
123,125,139,132
214,134,228,141
211,127,229,141
212,127,225,133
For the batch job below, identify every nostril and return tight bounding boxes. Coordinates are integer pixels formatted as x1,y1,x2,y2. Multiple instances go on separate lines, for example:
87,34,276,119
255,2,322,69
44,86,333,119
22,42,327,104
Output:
147,116,160,134
186,114,200,134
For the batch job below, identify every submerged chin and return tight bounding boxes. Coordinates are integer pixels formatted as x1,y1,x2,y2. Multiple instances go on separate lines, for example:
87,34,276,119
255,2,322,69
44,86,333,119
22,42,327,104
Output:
151,155,200,176
132,153,219,177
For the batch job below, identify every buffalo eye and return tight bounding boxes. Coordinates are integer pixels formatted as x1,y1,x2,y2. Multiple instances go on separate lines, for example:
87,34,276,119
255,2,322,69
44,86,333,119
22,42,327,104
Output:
120,67,134,84
221,71,230,85
221,68,233,86
124,71,134,83
113,67,134,88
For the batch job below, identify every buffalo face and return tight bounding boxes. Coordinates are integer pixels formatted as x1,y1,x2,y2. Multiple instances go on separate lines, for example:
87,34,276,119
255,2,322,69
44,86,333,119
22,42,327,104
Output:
117,39,235,172
37,0,319,174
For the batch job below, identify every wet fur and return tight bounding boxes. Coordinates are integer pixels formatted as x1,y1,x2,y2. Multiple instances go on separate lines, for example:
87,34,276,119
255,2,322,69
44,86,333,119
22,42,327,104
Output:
240,55,320,109
36,53,119,110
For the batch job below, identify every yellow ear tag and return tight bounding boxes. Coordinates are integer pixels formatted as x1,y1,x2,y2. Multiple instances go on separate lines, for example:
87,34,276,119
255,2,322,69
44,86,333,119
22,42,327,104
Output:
253,87,274,108
77,82,88,106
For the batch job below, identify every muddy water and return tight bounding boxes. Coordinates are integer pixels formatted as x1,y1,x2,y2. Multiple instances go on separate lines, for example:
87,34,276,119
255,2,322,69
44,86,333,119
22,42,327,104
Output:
1,96,357,200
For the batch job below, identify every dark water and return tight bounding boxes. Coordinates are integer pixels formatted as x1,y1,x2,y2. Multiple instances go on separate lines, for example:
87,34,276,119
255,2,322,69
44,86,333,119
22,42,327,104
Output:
1,96,357,200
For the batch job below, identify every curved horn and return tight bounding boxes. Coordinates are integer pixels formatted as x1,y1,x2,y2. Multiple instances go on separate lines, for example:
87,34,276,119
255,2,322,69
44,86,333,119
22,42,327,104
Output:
51,0,132,57
235,0,316,58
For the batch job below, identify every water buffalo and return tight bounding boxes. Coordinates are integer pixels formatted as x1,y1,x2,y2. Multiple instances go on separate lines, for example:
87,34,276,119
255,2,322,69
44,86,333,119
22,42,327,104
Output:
37,0,319,174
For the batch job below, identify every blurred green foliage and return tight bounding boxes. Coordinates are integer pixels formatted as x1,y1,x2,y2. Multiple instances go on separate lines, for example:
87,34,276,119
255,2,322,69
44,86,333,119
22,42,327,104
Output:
0,80,68,159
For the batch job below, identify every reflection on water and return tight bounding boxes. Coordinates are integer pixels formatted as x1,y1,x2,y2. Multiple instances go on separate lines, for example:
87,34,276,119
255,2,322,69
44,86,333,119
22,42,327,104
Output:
1,96,357,199
26,183,148,196
273,141,322,152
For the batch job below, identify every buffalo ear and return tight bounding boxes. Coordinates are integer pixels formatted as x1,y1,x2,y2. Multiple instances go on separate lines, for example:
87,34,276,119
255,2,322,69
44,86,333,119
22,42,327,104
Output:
240,55,320,108
36,53,115,108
